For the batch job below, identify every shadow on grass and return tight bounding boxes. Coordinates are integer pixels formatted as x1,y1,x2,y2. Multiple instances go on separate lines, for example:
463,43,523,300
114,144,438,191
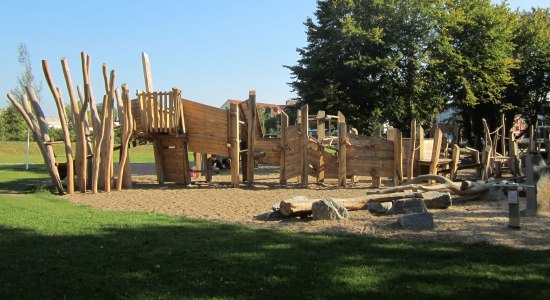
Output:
0,164,51,194
1,220,549,299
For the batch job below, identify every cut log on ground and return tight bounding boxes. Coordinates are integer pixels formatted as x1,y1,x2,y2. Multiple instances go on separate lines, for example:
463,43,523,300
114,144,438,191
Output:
279,191,446,217
374,174,509,197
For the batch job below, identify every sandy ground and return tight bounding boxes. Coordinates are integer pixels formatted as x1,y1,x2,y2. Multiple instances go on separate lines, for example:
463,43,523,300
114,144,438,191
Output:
66,164,550,250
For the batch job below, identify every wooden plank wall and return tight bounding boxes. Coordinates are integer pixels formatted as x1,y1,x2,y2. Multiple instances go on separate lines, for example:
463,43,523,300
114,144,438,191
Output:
157,136,189,184
346,135,395,179
182,99,230,156
255,138,281,165
283,125,302,180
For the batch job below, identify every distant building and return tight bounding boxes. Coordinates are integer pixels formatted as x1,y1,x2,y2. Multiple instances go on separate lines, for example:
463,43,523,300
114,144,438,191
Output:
45,116,62,129
220,99,285,117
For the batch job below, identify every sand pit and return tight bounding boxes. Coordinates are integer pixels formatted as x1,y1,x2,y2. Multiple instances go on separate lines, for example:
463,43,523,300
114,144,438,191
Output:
66,164,550,250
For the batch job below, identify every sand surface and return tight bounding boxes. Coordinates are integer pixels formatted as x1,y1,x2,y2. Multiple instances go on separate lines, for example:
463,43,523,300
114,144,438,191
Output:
66,164,550,250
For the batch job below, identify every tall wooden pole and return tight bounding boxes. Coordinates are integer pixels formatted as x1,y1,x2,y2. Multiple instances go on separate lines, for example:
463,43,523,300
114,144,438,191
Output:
300,105,309,186
337,111,347,187
229,103,240,187
42,60,74,194
279,111,288,185
246,90,256,186
407,119,416,180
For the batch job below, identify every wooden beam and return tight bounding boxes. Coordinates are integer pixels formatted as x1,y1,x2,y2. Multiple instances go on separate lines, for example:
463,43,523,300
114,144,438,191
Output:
316,111,325,183
337,111,347,187
229,103,240,187
280,111,288,185
301,105,309,186
450,144,460,181
142,52,153,92
246,91,256,186
407,119,416,180
429,128,443,177
42,60,74,194
393,128,403,185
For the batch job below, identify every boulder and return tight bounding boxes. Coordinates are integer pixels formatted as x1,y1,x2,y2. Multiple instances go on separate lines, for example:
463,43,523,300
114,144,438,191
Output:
397,212,435,230
387,199,427,215
367,202,393,214
312,197,349,220
422,192,452,209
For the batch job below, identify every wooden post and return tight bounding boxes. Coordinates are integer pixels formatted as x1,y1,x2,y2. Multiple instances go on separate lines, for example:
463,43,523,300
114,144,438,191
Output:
338,111,347,187
7,92,65,195
500,114,506,156
509,132,518,177
450,144,461,181
205,154,213,182
417,126,425,161
407,119,417,180
317,110,325,140
42,60,74,194
61,58,89,192
101,69,116,192
317,110,325,183
194,153,202,176
393,129,403,185
142,52,153,92
429,128,443,176
246,91,256,186
175,88,191,186
525,155,537,215
229,103,240,187
116,85,134,191
301,105,309,186
528,125,536,153
280,111,288,185
481,119,492,180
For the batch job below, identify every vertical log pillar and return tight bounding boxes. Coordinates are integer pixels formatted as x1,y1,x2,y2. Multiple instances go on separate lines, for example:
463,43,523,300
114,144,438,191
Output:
337,111,347,187
525,155,537,215
300,105,309,186
407,119,417,181
280,111,288,185
393,129,403,185
317,110,325,183
42,60,74,194
246,91,256,186
194,153,202,177
229,103,240,187
450,144,461,181
509,132,518,177
500,114,506,156
429,128,443,176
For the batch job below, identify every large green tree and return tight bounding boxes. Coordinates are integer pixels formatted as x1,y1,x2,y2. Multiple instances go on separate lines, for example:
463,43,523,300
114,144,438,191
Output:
505,8,550,130
287,0,446,134
429,0,518,146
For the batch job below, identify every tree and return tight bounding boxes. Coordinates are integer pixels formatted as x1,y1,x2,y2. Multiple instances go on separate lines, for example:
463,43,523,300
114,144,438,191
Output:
431,0,518,146
3,43,43,141
0,105,28,141
287,0,447,134
505,8,550,129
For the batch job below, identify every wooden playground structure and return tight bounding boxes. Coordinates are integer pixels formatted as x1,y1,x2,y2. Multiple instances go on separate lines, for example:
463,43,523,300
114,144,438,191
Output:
7,51,548,196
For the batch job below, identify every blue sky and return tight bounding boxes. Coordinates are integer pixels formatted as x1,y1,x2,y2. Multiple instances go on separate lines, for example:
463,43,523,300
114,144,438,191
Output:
1,0,548,116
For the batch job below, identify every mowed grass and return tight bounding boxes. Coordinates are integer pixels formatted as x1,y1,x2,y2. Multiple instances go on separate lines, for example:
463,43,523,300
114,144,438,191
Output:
1,142,549,299
0,141,156,164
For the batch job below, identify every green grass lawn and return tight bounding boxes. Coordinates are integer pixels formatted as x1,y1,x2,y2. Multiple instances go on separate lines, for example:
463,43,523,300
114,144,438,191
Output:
1,142,549,299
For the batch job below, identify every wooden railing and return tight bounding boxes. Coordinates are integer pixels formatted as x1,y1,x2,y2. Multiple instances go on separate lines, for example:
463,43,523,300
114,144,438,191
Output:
138,88,184,135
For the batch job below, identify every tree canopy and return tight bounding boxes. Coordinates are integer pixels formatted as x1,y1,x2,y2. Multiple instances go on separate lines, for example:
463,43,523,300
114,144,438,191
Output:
288,0,549,144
